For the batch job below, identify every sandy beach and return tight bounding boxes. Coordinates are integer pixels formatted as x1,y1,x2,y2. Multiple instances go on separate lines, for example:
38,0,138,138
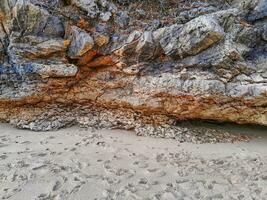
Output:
0,123,267,200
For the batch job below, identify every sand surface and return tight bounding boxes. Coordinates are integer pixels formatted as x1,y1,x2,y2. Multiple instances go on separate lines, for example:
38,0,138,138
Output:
0,123,267,200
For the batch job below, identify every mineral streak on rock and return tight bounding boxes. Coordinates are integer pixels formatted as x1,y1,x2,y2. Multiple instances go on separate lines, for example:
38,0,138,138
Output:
0,0,266,132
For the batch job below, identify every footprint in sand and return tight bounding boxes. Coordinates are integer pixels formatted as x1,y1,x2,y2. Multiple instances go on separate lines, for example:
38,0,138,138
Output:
40,141,48,145
32,164,47,171
0,154,7,160
0,143,9,148
103,176,121,185
20,141,31,144
156,170,166,177
71,159,87,170
138,178,148,185
138,161,149,169
147,168,159,173
32,153,47,157
75,142,81,146
151,180,159,185
132,161,148,169
69,147,76,151
161,192,177,200
52,181,62,191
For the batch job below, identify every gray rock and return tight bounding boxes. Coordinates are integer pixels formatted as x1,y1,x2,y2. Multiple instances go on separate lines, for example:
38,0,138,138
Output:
114,30,142,58
12,1,50,36
115,11,130,28
74,0,117,17
100,11,112,22
177,4,218,23
247,0,267,22
68,26,94,58
0,42,4,62
10,107,76,131
160,15,225,59
237,0,258,13
71,0,99,18
32,63,78,78
227,82,267,98
43,16,65,38
135,31,157,61
30,0,64,8
113,30,161,62
8,33,69,64
0,0,267,129
0,0,17,19
235,27,260,47
177,38,249,69
0,25,5,55
99,0,108,7
262,25,267,41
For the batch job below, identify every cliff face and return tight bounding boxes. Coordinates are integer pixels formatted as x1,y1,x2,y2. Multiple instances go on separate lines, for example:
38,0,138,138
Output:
0,0,266,131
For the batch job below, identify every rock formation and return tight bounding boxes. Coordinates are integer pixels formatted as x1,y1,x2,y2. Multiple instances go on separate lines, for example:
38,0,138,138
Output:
0,0,266,131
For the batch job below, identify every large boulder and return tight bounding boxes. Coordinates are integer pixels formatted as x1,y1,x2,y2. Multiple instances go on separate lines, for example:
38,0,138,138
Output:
8,33,70,64
12,1,50,36
160,15,225,59
1,0,64,38
176,38,249,69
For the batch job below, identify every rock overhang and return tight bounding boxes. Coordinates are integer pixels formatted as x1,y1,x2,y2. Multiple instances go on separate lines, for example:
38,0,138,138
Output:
0,0,266,130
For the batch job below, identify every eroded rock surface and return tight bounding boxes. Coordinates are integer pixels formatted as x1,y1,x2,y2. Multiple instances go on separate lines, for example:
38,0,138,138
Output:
0,0,266,132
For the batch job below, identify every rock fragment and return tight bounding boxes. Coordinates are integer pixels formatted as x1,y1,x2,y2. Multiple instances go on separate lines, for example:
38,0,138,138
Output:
68,26,94,58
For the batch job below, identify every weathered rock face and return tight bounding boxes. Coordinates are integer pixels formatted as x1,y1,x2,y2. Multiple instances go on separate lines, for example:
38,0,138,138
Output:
0,0,266,131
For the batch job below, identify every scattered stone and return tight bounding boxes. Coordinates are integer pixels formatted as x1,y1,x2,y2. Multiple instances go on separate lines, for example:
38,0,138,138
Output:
100,11,112,22
9,105,251,143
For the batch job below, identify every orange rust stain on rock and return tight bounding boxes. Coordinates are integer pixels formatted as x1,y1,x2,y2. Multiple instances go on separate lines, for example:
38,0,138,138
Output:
64,39,71,47
95,34,109,47
67,18,95,33
78,20,97,33
0,12,4,21
85,55,117,68
77,19,91,30
77,50,98,66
